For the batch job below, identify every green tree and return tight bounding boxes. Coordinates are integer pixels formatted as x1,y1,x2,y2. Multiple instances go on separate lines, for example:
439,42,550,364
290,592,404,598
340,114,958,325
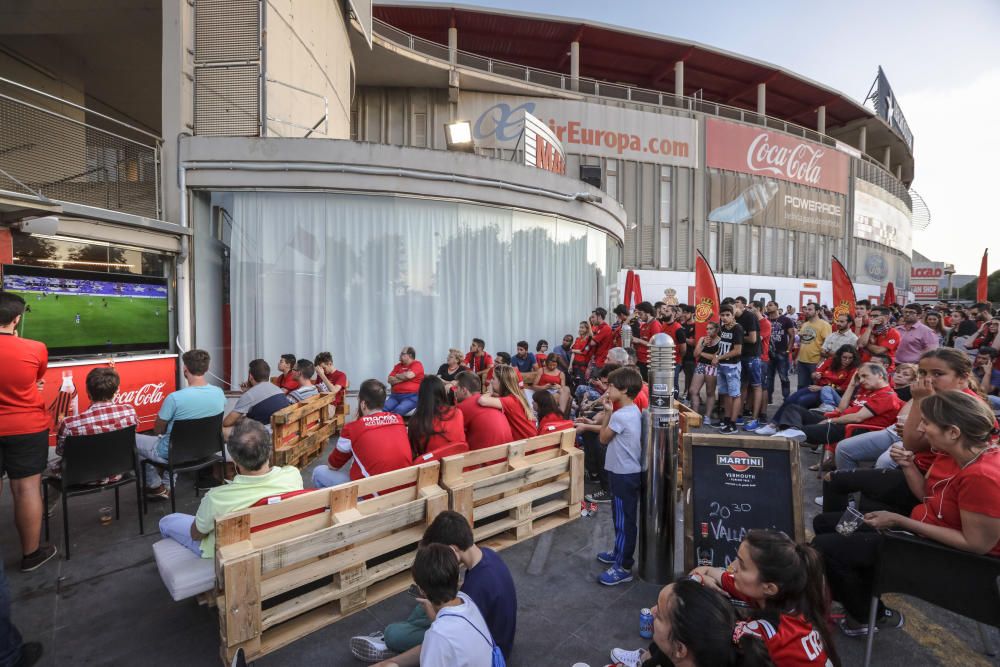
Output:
959,269,1000,302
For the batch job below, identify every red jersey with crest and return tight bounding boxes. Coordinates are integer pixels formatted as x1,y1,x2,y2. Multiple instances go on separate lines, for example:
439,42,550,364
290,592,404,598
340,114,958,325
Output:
590,322,614,366
328,411,411,481
722,572,832,666
637,318,664,364
860,327,901,366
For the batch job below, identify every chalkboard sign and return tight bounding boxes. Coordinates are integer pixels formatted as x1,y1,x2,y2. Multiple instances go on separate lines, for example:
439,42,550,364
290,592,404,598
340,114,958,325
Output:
683,434,804,571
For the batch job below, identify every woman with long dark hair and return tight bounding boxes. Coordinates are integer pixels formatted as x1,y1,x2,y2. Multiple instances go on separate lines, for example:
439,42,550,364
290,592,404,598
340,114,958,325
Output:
609,578,773,667
692,530,840,666
408,375,468,461
814,391,1000,636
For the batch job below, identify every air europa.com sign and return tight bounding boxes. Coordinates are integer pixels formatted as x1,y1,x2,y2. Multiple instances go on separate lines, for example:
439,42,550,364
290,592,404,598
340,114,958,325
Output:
458,92,699,168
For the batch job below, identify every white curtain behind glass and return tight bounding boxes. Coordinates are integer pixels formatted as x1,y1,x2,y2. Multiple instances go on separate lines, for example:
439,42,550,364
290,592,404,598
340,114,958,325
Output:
229,192,610,387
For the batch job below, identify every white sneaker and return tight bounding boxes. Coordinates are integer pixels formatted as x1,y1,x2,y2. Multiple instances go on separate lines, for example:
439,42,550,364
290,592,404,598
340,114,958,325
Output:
610,647,645,667
814,496,824,507
817,403,837,413
754,423,778,436
773,428,807,443
350,631,396,663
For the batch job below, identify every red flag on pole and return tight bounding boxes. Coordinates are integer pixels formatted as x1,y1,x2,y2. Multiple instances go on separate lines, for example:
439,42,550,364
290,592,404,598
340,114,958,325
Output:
693,251,721,341
631,273,643,306
884,282,896,306
978,249,989,302
624,270,635,309
831,257,856,320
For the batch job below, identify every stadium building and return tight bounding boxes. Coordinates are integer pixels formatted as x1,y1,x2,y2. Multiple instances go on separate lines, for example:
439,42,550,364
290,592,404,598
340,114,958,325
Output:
0,0,916,389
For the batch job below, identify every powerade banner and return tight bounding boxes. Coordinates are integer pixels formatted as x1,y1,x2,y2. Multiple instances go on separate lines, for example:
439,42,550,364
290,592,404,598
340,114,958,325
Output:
707,169,845,238
459,92,698,168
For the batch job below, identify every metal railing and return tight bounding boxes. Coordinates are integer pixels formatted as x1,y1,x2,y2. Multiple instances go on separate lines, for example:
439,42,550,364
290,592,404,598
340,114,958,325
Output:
0,77,161,219
372,18,909,201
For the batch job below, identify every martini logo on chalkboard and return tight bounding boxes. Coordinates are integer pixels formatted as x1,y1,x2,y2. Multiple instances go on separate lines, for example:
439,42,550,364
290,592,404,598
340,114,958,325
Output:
716,450,764,472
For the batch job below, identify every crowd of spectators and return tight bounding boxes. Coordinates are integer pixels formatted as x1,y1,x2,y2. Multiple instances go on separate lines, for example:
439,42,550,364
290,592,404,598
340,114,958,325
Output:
3,283,1000,667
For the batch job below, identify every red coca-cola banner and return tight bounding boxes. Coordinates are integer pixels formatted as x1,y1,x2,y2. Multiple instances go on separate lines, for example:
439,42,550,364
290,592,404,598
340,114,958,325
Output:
706,118,849,195
41,355,177,446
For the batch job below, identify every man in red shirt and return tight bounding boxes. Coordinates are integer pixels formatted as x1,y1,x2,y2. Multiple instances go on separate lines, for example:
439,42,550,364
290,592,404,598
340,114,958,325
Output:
453,372,513,450
0,292,58,571
314,351,348,406
857,306,901,368
463,338,493,378
273,353,300,393
312,379,411,488
632,302,663,381
384,347,424,415
588,307,614,369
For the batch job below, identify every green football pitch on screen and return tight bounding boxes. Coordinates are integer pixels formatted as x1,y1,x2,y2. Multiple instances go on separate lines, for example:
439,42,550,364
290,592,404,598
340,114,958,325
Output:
13,292,168,349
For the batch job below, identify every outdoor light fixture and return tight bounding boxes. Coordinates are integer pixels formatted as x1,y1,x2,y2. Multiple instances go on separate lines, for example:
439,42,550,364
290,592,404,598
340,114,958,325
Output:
444,121,475,152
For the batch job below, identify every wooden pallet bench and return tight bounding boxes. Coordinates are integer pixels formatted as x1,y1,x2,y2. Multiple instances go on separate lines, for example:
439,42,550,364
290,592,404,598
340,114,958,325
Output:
269,394,347,469
439,429,583,550
213,462,447,664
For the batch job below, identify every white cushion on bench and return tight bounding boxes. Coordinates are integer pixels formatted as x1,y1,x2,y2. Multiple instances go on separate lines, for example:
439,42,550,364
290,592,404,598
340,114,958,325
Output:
153,538,215,602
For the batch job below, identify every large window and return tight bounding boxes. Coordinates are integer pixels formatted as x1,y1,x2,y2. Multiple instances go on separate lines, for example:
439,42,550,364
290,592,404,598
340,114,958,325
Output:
658,176,671,269
203,192,621,386
11,232,167,277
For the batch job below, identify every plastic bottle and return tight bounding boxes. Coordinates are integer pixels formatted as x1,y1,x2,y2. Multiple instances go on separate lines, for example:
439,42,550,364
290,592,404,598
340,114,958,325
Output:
708,180,779,224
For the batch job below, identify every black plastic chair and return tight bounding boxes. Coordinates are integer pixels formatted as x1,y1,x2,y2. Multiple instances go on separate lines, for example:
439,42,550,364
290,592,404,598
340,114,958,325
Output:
864,530,1000,666
43,426,143,560
141,413,225,514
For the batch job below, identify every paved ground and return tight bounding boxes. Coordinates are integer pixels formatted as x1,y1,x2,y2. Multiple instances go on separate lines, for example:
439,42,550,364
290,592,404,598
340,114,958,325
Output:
3,411,999,666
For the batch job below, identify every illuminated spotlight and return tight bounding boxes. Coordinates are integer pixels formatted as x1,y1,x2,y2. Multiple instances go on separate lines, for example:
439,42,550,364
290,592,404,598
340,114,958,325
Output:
444,121,475,152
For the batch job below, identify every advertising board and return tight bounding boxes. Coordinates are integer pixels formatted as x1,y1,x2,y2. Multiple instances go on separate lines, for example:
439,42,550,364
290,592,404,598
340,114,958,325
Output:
705,118,849,195
459,92,698,168
910,262,945,301
853,179,913,259
522,110,566,175
42,355,177,446
707,169,845,238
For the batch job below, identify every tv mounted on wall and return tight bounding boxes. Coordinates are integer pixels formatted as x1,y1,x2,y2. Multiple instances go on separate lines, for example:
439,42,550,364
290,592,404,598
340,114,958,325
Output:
1,264,170,357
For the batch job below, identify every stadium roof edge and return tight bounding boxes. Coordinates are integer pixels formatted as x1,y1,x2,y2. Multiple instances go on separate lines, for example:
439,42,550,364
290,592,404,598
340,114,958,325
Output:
373,0,915,174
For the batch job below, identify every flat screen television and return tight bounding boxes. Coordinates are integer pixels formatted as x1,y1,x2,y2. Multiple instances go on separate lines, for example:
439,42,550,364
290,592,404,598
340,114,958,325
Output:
1,264,170,356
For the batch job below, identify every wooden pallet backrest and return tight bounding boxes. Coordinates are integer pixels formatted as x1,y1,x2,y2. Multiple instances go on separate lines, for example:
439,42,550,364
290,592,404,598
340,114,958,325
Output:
215,461,447,662
269,393,336,449
439,429,572,487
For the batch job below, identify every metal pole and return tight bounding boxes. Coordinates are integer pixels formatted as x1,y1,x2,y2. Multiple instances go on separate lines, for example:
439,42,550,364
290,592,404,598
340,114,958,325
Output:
639,332,680,584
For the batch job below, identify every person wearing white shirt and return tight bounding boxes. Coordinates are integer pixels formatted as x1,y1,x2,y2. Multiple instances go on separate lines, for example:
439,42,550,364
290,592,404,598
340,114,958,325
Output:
406,544,499,667
821,313,859,358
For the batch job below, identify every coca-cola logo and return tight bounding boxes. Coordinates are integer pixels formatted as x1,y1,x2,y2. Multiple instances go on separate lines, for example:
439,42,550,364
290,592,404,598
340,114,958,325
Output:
747,133,825,186
113,382,166,407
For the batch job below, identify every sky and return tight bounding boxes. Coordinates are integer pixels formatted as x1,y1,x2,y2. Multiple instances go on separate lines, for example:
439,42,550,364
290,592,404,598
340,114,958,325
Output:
453,0,1000,274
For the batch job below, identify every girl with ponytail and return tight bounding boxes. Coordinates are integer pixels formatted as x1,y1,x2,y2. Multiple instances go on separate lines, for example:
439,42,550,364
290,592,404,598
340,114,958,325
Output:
691,530,839,666
610,578,774,667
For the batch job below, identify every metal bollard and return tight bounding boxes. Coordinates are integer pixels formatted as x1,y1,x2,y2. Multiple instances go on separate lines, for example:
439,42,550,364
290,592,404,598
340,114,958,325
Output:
638,332,681,584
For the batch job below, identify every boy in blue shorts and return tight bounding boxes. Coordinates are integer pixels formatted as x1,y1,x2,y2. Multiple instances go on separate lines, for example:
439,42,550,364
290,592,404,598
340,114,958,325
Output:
594,366,644,585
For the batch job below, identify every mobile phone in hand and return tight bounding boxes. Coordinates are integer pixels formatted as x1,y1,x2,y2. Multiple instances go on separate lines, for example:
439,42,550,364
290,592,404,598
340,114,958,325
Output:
406,583,421,598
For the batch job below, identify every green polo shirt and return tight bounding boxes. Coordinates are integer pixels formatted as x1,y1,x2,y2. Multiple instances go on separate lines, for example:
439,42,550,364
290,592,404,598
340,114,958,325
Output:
194,466,304,558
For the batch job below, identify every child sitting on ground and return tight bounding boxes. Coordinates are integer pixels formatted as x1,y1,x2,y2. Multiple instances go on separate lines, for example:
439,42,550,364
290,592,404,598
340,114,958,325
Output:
593,366,643,586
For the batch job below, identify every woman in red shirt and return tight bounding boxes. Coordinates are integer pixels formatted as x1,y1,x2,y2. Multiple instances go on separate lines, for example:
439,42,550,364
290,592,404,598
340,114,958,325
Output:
691,530,839,666
756,346,859,434
533,390,573,434
534,353,570,415
408,376,468,462
570,320,594,387
479,365,536,441
814,390,1000,637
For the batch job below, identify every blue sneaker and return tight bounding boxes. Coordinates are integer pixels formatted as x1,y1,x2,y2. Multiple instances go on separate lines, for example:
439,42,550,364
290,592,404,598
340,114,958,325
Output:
743,419,760,431
735,416,745,426
598,566,634,586
597,551,616,565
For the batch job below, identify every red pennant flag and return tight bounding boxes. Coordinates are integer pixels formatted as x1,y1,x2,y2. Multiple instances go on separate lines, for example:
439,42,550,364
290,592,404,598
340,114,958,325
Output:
631,273,643,306
831,257,856,320
693,251,721,341
978,249,989,302
624,270,635,309
884,282,896,306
